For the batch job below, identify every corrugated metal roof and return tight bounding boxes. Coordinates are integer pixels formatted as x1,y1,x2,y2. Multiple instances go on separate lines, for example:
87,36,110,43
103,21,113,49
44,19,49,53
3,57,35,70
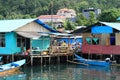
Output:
100,22,120,31
0,19,35,32
38,15,66,19
117,17,120,20
70,22,120,34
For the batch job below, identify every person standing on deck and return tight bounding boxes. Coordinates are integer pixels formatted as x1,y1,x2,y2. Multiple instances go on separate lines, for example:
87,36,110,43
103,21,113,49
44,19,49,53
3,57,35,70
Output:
61,41,67,46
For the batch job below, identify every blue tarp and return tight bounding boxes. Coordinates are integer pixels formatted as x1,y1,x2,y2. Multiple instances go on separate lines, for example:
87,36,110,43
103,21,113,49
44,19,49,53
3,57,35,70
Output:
92,26,113,34
35,19,58,33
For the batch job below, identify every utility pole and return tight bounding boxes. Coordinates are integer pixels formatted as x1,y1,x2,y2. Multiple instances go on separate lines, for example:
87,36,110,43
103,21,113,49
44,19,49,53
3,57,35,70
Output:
51,0,53,28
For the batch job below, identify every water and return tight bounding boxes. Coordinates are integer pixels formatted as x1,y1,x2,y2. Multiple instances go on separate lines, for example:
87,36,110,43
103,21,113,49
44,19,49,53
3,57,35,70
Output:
0,63,120,80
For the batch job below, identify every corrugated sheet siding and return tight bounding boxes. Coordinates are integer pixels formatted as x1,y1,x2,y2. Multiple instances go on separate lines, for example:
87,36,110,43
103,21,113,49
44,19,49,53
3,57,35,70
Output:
101,34,110,45
115,33,120,45
15,22,49,32
82,44,120,54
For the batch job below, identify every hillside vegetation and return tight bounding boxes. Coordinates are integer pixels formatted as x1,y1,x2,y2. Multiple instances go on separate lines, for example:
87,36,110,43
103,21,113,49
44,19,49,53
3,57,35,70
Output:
0,0,120,19
0,0,120,27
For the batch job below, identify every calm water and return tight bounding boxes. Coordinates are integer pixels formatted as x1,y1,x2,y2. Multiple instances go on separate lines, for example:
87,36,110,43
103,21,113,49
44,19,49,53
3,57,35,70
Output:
0,63,120,80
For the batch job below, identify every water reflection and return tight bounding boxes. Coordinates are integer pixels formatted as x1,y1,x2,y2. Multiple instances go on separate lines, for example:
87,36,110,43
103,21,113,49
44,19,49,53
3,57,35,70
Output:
0,70,26,80
23,64,120,80
0,64,120,80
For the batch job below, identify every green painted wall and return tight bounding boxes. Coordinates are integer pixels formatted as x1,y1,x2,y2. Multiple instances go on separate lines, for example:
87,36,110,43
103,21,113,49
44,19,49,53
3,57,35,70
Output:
32,36,50,51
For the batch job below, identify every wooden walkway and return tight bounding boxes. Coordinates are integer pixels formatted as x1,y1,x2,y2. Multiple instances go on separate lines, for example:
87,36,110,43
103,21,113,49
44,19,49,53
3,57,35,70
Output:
13,52,74,66
30,53,74,66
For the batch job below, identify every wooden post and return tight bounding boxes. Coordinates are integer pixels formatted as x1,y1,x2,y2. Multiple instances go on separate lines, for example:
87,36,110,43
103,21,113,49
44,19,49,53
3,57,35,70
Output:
31,56,33,66
45,57,46,65
68,36,70,54
58,56,60,64
49,56,51,64
30,38,33,66
67,55,68,61
12,53,14,62
41,56,43,65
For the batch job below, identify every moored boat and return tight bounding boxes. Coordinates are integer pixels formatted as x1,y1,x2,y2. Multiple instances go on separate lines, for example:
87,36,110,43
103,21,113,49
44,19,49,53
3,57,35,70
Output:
74,54,110,67
0,59,26,76
0,56,2,61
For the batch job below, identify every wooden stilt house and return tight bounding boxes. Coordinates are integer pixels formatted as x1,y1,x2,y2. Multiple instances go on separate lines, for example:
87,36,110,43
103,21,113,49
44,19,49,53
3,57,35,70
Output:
0,19,58,55
71,22,120,55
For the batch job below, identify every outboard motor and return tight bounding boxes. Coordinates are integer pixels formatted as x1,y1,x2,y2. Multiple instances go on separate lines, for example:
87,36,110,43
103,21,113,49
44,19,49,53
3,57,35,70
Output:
105,58,110,62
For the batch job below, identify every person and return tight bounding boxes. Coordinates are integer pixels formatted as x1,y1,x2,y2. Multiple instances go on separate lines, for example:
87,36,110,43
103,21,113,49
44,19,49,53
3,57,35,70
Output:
53,40,58,46
25,49,30,55
61,41,67,46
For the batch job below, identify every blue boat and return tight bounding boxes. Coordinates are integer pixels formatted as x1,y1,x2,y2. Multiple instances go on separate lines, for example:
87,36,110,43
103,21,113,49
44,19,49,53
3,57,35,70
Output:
0,56,2,61
74,54,110,67
0,59,26,76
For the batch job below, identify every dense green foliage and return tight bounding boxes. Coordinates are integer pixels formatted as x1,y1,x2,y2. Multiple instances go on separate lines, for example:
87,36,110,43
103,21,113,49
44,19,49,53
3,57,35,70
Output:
98,8,120,22
0,0,120,28
63,20,76,30
0,0,120,19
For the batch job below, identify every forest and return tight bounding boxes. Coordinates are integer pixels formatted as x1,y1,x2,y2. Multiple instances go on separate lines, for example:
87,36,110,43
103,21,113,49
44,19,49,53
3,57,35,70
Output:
0,0,120,28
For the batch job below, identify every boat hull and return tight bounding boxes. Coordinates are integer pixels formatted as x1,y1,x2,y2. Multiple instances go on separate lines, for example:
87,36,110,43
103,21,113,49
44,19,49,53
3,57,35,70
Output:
0,67,20,76
0,59,26,76
84,60,110,67
74,54,110,67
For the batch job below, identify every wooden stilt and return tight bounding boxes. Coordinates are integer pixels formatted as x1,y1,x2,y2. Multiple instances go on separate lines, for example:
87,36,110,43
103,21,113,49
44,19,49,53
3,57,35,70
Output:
31,56,33,66
49,56,51,64
12,54,14,62
7,56,9,63
58,56,60,63
41,56,43,65
45,57,46,65
67,55,68,61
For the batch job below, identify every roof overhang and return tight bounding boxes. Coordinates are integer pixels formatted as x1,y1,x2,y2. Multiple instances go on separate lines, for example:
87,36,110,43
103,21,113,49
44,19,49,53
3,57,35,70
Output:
16,32,41,39
117,17,120,20
100,22,120,31
0,19,36,32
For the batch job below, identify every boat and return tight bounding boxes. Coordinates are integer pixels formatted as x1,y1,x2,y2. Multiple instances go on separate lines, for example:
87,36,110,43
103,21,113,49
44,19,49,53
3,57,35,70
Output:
0,59,26,76
74,54,110,67
0,56,2,61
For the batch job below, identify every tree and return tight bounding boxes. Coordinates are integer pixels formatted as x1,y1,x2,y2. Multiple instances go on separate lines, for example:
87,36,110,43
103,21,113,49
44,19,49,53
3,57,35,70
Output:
0,15,3,19
0,0,120,21
63,20,76,30
76,13,88,26
98,8,120,22
88,11,98,25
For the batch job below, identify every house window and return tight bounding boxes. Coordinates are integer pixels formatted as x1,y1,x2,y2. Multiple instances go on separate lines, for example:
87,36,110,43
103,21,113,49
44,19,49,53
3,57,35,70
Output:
85,37,99,45
92,38,99,45
86,37,92,44
17,35,26,47
0,33,5,47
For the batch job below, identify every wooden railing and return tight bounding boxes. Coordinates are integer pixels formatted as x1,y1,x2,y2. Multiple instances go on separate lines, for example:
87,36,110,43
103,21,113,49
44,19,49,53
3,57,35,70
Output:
49,46,73,53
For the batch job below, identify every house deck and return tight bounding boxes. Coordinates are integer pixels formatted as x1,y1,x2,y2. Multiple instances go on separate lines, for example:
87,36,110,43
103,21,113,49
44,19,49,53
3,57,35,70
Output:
11,52,74,66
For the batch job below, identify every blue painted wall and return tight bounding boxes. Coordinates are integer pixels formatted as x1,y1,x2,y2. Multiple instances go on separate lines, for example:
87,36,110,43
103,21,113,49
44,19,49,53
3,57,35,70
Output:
0,32,21,54
32,36,50,51
92,26,113,34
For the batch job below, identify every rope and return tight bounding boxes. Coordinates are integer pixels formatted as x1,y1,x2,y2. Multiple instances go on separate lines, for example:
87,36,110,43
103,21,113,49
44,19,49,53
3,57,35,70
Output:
24,55,31,65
